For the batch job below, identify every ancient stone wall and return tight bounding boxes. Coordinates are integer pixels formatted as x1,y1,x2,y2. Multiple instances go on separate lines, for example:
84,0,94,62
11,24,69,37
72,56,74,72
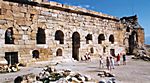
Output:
0,0,144,64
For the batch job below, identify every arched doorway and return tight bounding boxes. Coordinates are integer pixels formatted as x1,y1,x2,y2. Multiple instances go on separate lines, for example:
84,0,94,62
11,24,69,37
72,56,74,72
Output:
85,34,92,44
72,32,80,61
103,47,106,53
98,34,105,44
90,47,94,54
5,52,18,65
36,28,46,44
128,31,138,54
32,50,39,58
5,27,14,44
56,48,62,56
126,27,130,32
55,30,64,44
110,49,115,57
109,35,114,44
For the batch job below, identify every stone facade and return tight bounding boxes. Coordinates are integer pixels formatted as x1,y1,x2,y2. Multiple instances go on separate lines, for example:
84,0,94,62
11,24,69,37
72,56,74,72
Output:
0,0,144,65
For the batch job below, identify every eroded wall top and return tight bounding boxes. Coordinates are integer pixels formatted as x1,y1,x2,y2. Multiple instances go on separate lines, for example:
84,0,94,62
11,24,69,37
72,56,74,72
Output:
2,0,119,21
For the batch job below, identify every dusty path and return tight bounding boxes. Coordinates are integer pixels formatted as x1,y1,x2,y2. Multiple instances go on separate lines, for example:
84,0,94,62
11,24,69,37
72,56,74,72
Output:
0,56,150,83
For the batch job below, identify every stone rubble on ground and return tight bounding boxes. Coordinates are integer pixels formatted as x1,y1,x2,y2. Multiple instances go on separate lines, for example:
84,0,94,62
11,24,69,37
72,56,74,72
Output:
0,64,20,73
14,66,97,83
132,45,150,61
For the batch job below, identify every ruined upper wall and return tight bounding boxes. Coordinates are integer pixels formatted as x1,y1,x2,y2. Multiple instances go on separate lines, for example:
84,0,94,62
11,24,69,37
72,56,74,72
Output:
3,0,119,21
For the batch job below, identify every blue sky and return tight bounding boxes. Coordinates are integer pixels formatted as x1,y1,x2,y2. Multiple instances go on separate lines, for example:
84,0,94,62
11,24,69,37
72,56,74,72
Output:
49,0,150,44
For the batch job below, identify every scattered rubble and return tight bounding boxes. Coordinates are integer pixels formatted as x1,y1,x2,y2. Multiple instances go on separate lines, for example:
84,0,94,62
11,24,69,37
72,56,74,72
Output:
132,45,150,61
98,71,115,77
14,66,96,83
0,64,20,73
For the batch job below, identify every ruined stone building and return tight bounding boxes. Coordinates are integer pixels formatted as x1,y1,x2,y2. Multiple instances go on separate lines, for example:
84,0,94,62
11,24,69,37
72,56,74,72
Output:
0,0,144,65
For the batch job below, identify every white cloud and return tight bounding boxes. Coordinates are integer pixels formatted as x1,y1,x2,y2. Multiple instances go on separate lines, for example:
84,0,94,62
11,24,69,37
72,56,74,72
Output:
76,4,92,9
84,5,90,8
77,5,83,8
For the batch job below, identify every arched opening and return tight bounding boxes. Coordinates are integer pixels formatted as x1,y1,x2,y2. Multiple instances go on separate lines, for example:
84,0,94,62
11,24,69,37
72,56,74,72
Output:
90,47,94,54
126,27,130,32
56,48,62,56
32,50,39,58
128,31,138,54
72,32,80,61
5,27,14,44
85,34,92,44
110,49,115,57
123,38,129,45
98,34,105,44
5,52,18,65
103,47,106,53
55,30,64,44
36,28,46,44
109,35,114,44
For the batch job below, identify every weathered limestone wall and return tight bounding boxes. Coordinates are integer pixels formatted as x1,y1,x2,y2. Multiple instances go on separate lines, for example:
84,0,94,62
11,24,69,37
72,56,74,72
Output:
137,28,145,47
0,0,144,64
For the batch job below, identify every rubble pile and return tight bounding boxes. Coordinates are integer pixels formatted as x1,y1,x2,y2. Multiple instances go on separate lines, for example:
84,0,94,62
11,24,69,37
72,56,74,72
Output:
14,66,96,83
132,46,150,61
98,71,115,77
0,64,20,73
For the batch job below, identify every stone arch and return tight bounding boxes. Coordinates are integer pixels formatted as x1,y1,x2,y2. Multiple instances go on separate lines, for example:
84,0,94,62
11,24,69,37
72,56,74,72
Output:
5,27,14,44
36,28,46,44
32,50,39,58
55,30,64,44
128,31,138,54
56,48,63,56
85,34,92,44
126,27,130,32
90,47,94,54
109,35,114,44
110,49,115,57
72,32,80,61
98,34,105,44
123,38,129,45
103,46,106,53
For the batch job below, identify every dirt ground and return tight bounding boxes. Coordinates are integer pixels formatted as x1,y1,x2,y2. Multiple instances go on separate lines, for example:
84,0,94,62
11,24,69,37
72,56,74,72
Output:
0,56,150,83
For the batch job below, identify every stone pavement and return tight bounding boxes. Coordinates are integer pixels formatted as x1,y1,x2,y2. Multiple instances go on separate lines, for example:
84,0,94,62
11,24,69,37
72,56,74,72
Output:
0,56,150,83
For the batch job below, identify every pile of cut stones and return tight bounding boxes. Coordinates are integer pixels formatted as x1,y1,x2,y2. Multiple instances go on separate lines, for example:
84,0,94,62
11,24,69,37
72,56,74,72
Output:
14,66,96,83
0,64,19,73
132,46,150,61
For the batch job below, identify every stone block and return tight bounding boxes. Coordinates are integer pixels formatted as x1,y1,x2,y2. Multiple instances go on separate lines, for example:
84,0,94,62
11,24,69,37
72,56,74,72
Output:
0,19,6,25
22,35,29,40
25,45,34,49
12,5,20,12
13,34,22,40
13,12,25,18
25,21,33,26
0,15,4,19
1,3,11,10
1,8,7,15
28,8,40,14
7,21,14,28
30,34,36,40
20,7,27,13
4,10,13,20
16,18,26,25
18,30,24,34
18,40,25,45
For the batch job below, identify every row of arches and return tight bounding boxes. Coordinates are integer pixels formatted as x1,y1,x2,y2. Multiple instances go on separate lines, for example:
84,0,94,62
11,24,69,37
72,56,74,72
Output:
98,34,114,44
5,27,115,45
5,27,114,61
